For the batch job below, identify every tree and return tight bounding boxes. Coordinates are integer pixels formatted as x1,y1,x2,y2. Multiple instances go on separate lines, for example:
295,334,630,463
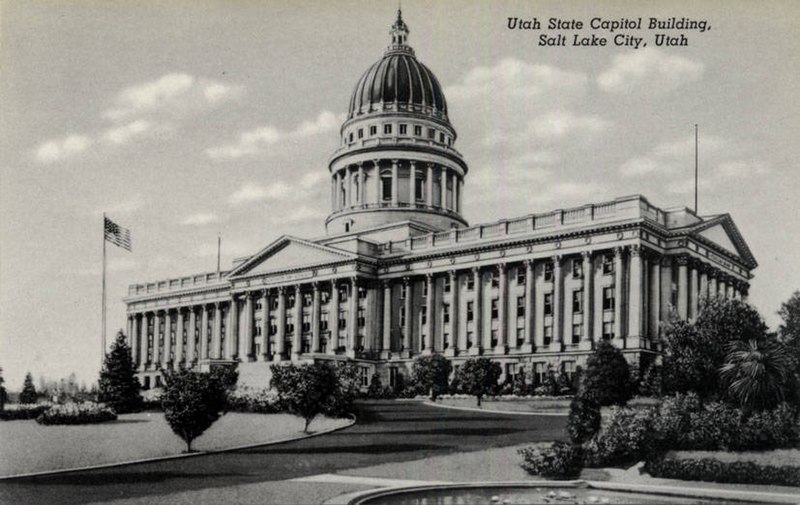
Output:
19,372,37,404
580,341,633,406
161,369,231,452
271,362,338,432
0,366,7,411
98,331,143,413
778,290,800,364
411,354,452,400
567,396,601,444
453,358,501,406
366,372,384,398
720,338,797,413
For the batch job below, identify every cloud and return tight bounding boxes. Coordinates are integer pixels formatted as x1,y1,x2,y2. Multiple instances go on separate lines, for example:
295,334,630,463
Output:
181,212,221,226
228,182,292,205
96,195,145,216
104,73,239,120
207,111,342,160
34,135,91,164
619,135,726,176
103,120,154,145
714,160,770,178
526,111,609,140
598,49,704,93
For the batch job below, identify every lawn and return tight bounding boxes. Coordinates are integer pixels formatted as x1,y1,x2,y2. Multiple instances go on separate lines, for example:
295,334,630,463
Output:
670,449,800,466
437,396,659,415
0,412,350,477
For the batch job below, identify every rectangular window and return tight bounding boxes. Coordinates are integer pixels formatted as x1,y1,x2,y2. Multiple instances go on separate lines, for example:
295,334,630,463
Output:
286,315,294,334
467,301,474,322
443,304,450,324
428,128,435,139
563,361,576,383
400,284,407,300
320,312,329,331
534,362,546,385
572,323,582,345
439,132,445,143
269,316,277,335
572,259,583,278
360,367,370,387
414,125,422,136
422,281,428,298
399,124,407,135
358,287,367,299
389,367,398,387
303,293,313,307
517,267,525,285
491,299,499,319
358,308,365,327
338,311,347,330
516,327,524,346
255,325,262,337
544,263,554,282
270,297,279,310
288,294,296,309
302,314,311,333
321,291,330,304
491,329,498,347
467,275,475,290
603,254,614,275
544,293,553,316
255,301,263,311
603,321,614,340
421,309,427,326
349,132,354,143
603,287,615,311
544,325,553,346
399,307,406,327
444,276,451,293
358,128,364,139
384,124,392,135
517,296,525,317
572,290,583,314
339,287,348,302
466,331,474,348
491,273,499,288
369,125,377,136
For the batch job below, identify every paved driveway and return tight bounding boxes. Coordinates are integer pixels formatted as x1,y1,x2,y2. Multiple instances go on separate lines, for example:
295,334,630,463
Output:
0,400,565,505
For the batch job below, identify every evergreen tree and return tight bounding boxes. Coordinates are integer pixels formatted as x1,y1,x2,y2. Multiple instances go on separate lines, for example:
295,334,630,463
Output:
581,341,633,406
19,372,38,404
0,366,7,411
98,331,143,413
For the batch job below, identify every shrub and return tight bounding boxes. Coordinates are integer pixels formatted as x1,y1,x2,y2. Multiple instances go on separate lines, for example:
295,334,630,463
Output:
98,331,143,414
229,387,280,413
36,402,117,425
512,369,532,396
683,401,742,450
639,363,663,398
567,396,601,445
452,358,501,406
321,362,360,416
161,369,231,451
518,442,583,479
644,456,800,487
19,372,38,405
0,404,50,421
271,362,338,431
366,372,384,399
721,338,796,413
735,402,799,450
411,354,452,400
584,406,653,467
581,341,633,406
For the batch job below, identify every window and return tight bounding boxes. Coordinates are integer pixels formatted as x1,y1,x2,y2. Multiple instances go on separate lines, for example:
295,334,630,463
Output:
572,290,583,314
255,301,262,311
516,327,525,346
143,376,150,390
321,291,330,304
338,311,347,329
572,259,583,278
467,301,474,322
544,325,553,346
400,284,407,300
544,262,554,282
287,294,296,308
443,332,450,349
534,362,546,386
490,273,499,288
439,132,445,143
339,287,348,302
269,316,277,335
389,367,399,387
491,329,498,347
399,306,406,327
544,293,553,316
286,315,294,334
466,331,474,348
301,339,310,353
302,314,311,333
572,323,582,344
517,267,525,285
384,124,392,135
320,312,329,331
270,297,279,310
603,287,615,311
444,276,451,293
303,293,312,307
399,124,407,135
491,299,499,319
517,296,525,317
381,171,392,200
255,325,262,337
358,128,364,139
443,304,450,324
602,254,614,275
420,309,427,326
422,281,428,298
414,125,422,136
358,287,367,299
360,367,370,387
414,171,425,200
467,275,475,290
369,125,377,136
428,128,435,139
358,308,365,327
348,132,354,143
602,322,614,340
563,361,576,384
155,376,162,388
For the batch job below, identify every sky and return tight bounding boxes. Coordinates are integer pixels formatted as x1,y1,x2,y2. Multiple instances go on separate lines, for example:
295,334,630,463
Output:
1,0,798,389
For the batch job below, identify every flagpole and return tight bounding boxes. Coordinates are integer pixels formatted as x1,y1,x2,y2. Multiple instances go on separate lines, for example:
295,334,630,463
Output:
217,233,221,274
102,213,107,367
694,124,699,214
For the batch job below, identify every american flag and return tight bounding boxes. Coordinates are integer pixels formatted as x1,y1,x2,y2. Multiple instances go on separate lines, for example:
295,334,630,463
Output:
104,216,131,252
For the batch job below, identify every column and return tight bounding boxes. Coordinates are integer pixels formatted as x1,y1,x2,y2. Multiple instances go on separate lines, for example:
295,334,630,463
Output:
374,160,381,204
552,255,563,350
293,285,302,359
135,314,145,371
391,159,399,205
381,280,392,358
699,267,709,306
689,261,700,319
496,264,507,353
126,316,133,349
719,276,728,299
426,163,434,206
276,287,286,358
175,309,184,369
613,248,624,343
152,311,162,367
227,298,239,359
471,267,483,355
260,290,269,360
357,163,364,204
188,308,197,365
448,270,459,356
453,176,459,213
522,259,534,352
440,166,448,209
162,311,172,369
330,280,339,355
409,161,416,203
130,314,140,368
677,256,689,319
709,271,718,299
649,257,661,341
347,279,358,357
200,306,209,360
424,273,434,353
344,166,351,207
240,293,254,360
312,283,321,353
581,252,593,349
402,276,413,357
628,245,643,348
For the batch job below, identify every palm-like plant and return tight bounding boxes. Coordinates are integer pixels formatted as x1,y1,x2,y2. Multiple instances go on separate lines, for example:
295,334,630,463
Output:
720,338,794,413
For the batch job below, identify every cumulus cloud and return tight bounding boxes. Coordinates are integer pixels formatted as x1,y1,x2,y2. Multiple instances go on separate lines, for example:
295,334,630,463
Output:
103,119,154,145
598,49,704,93
181,212,220,226
104,73,239,120
228,182,292,205
619,134,725,177
207,111,342,160
34,135,91,164
526,111,609,140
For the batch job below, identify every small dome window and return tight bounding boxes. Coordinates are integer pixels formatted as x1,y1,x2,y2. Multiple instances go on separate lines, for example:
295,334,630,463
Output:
399,124,407,135
414,125,422,136
370,125,377,136
384,124,392,135
358,128,364,139
428,128,435,139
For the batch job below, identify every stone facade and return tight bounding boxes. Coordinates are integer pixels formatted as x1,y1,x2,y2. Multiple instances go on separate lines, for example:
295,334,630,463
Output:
123,12,757,390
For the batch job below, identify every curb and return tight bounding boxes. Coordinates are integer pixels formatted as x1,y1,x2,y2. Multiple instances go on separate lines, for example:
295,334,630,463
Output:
423,401,568,416
0,413,356,481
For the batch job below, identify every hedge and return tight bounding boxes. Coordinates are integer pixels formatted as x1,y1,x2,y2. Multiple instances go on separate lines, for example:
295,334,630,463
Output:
36,402,117,425
0,405,50,421
645,456,800,487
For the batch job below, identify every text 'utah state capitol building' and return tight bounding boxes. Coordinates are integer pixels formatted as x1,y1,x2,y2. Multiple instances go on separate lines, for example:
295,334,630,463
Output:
123,12,757,390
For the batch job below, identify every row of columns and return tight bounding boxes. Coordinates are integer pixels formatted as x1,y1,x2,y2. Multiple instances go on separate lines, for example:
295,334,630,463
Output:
330,159,462,213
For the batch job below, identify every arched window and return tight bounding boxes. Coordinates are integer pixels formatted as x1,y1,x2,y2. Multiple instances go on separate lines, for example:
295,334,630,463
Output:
381,170,392,201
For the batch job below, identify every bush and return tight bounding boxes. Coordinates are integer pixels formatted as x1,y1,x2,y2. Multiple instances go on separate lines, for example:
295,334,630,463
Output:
161,369,231,451
411,354,452,400
366,372,384,399
228,387,280,413
567,396,601,445
518,442,583,479
0,404,50,421
321,362,360,416
639,363,663,397
36,402,117,425
735,403,799,450
644,456,800,487
581,341,633,406
271,362,339,431
452,358,502,406
584,406,653,467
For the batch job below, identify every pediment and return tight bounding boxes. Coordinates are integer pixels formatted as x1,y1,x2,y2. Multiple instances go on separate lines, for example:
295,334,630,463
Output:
697,224,739,256
690,215,757,269
229,236,356,278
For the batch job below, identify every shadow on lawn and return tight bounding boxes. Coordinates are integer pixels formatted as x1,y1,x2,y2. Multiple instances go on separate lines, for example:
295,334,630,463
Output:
249,443,443,455
5,471,245,486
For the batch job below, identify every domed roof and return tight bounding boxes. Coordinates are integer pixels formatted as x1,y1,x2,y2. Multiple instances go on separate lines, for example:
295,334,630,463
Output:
348,11,448,119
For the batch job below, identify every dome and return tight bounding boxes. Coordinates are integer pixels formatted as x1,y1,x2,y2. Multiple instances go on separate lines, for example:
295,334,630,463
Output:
347,10,448,119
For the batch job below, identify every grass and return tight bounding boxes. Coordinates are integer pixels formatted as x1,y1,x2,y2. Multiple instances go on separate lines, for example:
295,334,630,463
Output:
0,412,350,477
437,396,659,414
670,448,800,467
